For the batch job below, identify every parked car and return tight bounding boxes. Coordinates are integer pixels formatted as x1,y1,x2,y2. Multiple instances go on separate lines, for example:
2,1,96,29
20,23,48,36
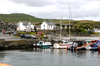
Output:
25,35,37,39
20,34,37,39
20,34,28,38
25,34,31,39
30,35,37,39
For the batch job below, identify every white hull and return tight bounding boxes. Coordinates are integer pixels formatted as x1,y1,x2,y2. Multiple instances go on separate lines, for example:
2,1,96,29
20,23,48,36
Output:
53,43,71,49
53,44,67,49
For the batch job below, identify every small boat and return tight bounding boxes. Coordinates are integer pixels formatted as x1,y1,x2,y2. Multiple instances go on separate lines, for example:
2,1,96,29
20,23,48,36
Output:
85,40,100,50
0,63,12,66
33,41,52,48
68,40,87,50
53,40,73,49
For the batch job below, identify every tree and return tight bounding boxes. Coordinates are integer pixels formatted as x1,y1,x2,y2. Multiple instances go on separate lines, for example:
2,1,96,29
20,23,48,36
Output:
55,24,60,26
34,27,37,32
83,25,90,29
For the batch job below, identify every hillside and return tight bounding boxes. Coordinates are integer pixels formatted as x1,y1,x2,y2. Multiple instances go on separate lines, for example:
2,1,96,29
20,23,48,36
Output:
0,13,100,25
0,13,66,23
0,13,44,23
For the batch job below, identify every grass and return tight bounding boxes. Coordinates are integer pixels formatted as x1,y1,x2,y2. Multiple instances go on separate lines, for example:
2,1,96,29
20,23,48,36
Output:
13,35,20,37
17,31,36,35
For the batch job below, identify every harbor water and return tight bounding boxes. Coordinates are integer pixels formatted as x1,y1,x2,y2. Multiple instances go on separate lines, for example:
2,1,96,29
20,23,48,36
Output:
0,48,100,66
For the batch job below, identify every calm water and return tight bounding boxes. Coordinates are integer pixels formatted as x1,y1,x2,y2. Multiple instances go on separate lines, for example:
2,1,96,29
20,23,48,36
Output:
0,48,100,66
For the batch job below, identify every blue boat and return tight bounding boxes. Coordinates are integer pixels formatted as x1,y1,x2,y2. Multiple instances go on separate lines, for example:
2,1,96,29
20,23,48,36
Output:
85,40,100,50
37,41,53,48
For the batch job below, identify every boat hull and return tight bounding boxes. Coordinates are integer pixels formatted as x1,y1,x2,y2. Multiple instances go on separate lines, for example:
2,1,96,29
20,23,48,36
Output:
40,45,52,48
76,47,86,50
85,47,99,50
53,44,71,49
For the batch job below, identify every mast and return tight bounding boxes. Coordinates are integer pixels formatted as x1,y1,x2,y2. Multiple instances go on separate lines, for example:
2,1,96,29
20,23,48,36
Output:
69,6,70,39
60,18,61,38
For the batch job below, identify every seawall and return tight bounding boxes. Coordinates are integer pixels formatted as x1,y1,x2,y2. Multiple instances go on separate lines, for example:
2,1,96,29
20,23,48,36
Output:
0,39,52,50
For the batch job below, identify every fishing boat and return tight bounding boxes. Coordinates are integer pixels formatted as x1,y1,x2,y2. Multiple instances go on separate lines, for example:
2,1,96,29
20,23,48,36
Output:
85,40,100,50
67,40,87,50
33,41,53,48
53,39,73,49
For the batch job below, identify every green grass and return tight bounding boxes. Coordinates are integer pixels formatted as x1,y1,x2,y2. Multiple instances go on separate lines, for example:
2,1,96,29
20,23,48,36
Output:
0,13,44,23
17,31,36,35
13,35,20,37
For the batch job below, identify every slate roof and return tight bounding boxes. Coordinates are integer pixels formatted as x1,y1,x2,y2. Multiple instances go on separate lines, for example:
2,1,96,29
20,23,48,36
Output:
23,22,28,26
35,25,40,28
45,21,55,26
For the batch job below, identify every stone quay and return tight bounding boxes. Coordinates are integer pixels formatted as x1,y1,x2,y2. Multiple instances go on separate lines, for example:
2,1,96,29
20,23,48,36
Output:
0,39,52,50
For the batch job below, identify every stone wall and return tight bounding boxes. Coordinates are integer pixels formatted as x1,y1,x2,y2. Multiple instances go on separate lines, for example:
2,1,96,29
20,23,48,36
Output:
0,39,52,50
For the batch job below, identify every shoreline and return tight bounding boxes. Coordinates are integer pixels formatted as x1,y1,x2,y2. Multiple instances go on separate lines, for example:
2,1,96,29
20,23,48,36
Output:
0,36,99,50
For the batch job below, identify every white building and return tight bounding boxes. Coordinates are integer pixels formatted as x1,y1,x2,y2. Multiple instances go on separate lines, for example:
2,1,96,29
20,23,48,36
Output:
17,21,34,32
94,28,100,33
41,21,56,30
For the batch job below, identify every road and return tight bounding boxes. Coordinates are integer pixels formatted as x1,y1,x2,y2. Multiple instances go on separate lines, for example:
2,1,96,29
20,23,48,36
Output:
0,32,22,41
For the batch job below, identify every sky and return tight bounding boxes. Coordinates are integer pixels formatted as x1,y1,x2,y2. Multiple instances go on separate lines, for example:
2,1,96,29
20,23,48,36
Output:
0,0,100,21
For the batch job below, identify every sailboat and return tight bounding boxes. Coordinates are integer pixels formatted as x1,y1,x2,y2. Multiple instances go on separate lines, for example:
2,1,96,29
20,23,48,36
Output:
53,6,73,49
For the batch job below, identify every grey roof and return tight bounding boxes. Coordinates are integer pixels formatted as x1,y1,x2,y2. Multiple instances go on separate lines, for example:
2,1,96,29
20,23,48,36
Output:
0,19,3,23
35,25,40,28
45,21,55,26
23,22,28,26
8,23,15,25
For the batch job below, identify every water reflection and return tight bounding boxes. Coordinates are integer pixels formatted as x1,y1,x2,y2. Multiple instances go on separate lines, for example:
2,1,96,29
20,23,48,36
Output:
98,51,100,55
31,48,100,57
0,53,5,58
33,48,42,52
0,49,100,66
76,50,86,56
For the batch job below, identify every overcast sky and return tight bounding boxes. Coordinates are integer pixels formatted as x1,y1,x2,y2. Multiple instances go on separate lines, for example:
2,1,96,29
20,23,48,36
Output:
0,0,100,21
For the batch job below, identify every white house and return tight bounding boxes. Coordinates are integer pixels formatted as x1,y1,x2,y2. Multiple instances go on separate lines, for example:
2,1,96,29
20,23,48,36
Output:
64,24,68,29
94,28,100,33
17,21,34,32
41,21,56,30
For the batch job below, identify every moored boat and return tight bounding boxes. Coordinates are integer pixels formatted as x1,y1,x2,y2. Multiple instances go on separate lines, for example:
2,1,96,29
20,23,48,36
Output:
85,40,99,50
33,41,53,48
53,40,73,49
85,40,100,51
68,40,87,50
